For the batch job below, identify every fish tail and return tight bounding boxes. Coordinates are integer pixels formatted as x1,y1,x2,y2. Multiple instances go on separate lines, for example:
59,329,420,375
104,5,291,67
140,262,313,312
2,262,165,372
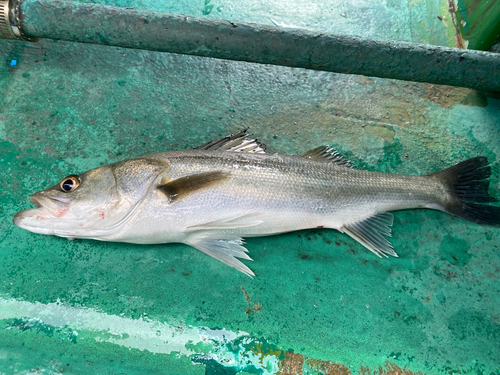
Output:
429,157,500,226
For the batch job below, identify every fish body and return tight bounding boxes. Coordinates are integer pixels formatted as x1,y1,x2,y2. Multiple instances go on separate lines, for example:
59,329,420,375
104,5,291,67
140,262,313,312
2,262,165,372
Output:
13,131,500,276
107,150,440,241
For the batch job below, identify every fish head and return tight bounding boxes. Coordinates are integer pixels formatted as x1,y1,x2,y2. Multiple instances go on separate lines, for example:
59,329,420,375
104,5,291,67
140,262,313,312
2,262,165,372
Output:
13,166,120,238
13,158,170,239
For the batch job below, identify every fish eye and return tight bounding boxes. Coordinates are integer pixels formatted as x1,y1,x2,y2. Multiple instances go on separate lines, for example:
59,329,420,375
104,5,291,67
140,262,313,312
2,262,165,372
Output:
59,175,81,193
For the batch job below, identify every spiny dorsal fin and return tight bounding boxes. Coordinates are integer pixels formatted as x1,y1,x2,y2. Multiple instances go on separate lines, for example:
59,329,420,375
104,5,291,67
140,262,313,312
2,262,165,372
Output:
300,146,352,168
194,129,266,153
340,213,397,257
158,171,230,203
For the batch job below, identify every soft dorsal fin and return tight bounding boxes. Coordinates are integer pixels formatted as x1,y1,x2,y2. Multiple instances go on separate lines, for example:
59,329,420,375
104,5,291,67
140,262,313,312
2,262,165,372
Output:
158,171,230,203
194,129,266,153
339,213,397,257
300,146,352,167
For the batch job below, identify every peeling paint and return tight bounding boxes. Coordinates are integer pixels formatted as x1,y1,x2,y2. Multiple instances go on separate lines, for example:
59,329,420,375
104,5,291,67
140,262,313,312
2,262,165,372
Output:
359,362,425,375
364,124,396,143
0,297,246,356
420,83,493,109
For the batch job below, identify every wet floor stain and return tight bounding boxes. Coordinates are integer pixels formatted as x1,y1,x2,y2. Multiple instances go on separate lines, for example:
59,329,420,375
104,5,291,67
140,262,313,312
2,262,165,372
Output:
438,235,471,266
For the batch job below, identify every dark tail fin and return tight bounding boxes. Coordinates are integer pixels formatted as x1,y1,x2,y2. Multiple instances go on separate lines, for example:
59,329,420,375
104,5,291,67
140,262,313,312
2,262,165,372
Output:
429,157,500,226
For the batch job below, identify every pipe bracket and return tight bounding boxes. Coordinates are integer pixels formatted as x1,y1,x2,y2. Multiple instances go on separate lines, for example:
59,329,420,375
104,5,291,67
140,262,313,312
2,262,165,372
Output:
0,0,38,41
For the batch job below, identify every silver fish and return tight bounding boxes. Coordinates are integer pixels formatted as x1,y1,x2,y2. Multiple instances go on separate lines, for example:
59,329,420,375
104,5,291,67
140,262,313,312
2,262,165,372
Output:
13,130,500,276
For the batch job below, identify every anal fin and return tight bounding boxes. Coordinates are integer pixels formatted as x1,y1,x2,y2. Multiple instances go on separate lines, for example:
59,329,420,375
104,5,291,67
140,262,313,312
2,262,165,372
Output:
340,213,397,257
188,236,255,277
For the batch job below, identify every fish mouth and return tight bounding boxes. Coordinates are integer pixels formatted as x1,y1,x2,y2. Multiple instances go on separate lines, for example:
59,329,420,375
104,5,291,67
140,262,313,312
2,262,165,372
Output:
13,194,72,230
28,194,71,217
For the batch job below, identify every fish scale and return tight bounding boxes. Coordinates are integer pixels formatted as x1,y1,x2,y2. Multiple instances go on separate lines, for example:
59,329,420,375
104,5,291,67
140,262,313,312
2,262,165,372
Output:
158,150,440,214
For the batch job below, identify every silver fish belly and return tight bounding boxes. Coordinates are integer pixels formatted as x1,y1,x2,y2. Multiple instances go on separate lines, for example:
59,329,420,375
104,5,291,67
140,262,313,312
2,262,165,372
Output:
13,130,500,276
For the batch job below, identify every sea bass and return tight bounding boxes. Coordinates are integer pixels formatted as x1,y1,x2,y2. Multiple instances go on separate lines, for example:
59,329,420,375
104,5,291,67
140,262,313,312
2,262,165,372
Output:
13,130,500,276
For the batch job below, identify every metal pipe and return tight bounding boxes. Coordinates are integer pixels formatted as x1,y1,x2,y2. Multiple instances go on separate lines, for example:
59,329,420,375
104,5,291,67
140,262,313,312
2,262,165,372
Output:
2,0,500,91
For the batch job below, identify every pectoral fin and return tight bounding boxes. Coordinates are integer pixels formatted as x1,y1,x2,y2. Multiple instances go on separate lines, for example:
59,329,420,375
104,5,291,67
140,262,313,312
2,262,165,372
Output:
158,171,230,203
188,235,255,277
340,213,397,257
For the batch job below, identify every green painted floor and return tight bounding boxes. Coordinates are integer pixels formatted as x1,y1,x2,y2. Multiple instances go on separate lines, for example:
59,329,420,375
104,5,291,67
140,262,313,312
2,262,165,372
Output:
1,0,499,374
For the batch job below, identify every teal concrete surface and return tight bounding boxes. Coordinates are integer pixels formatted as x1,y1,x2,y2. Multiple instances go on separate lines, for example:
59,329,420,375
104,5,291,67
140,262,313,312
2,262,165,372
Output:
1,0,499,374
